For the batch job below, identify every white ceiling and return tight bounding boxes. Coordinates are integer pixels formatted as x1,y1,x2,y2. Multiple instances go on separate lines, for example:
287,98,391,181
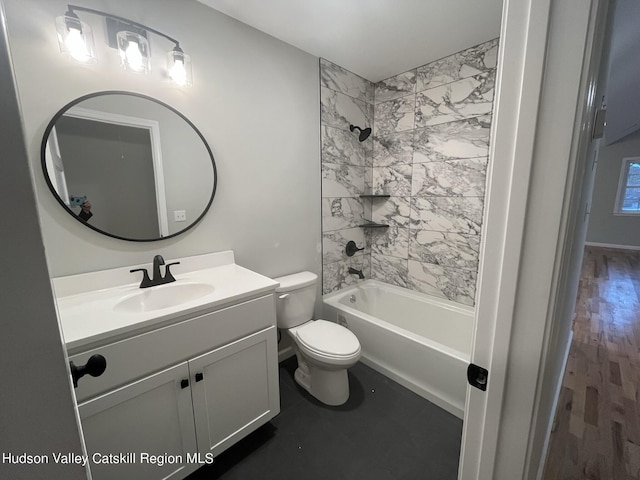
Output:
196,0,503,82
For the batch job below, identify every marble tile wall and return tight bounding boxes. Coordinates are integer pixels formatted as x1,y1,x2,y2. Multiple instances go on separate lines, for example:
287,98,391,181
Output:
371,38,498,306
320,38,499,305
320,59,375,294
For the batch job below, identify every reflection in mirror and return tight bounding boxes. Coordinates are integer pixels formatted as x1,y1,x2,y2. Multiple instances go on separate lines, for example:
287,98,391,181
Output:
41,92,217,241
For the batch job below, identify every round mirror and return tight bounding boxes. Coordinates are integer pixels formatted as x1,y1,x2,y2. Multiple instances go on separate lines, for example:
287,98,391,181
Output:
41,91,217,241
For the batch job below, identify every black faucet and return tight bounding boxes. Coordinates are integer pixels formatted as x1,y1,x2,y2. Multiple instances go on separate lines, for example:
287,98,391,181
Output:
152,255,165,283
348,267,365,280
130,255,181,288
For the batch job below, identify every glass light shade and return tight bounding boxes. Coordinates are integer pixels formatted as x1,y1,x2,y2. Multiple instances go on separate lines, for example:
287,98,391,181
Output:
168,49,193,87
117,31,150,74
55,14,96,63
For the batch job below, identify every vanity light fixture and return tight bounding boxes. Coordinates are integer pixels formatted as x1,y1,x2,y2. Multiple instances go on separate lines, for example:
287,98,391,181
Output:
55,4,193,87
167,46,193,87
55,8,96,63
116,30,150,74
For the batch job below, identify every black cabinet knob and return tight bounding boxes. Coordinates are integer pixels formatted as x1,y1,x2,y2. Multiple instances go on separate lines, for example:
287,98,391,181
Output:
195,372,204,382
181,379,189,389
69,354,107,388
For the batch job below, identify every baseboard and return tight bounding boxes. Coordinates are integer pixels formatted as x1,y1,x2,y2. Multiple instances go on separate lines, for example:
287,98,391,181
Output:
585,241,640,251
278,345,294,363
536,329,573,480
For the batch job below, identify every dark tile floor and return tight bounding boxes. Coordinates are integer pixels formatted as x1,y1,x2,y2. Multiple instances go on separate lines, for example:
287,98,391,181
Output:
187,357,462,480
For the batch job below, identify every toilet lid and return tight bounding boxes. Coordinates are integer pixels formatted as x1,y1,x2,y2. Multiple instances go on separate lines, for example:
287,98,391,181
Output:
295,320,360,357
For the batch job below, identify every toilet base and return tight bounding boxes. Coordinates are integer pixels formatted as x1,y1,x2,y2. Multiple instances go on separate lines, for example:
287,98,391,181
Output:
293,353,350,406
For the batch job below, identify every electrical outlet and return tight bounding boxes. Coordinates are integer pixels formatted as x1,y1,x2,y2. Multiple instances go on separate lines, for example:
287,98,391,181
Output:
174,210,187,222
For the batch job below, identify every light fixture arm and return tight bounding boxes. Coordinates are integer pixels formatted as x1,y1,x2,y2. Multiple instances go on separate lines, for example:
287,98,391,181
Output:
62,7,81,24
67,4,181,49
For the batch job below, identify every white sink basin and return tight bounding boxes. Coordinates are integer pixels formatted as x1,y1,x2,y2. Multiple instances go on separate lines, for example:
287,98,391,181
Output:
114,282,215,313
54,251,281,352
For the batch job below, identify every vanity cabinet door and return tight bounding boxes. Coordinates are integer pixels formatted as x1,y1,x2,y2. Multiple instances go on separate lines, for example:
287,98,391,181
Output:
78,362,198,480
190,326,280,457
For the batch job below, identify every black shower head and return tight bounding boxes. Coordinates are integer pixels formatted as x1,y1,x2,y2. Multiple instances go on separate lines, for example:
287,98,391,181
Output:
349,124,372,142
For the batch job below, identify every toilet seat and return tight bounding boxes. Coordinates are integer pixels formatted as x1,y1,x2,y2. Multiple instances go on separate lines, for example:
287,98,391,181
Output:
294,320,361,361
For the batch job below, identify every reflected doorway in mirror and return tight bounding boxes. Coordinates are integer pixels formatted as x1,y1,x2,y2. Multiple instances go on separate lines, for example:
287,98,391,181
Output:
41,91,217,242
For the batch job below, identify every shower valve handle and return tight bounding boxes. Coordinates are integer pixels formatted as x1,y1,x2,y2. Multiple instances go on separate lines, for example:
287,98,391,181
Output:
346,241,364,257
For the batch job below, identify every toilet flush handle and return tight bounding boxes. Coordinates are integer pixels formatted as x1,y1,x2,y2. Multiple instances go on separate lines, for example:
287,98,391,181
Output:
279,293,289,301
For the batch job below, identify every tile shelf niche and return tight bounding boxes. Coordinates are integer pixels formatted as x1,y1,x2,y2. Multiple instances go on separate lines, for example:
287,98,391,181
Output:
358,222,389,229
359,193,390,228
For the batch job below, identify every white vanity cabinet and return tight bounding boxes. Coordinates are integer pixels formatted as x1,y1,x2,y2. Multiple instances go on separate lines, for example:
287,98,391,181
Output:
70,293,280,480
190,328,278,457
78,362,198,480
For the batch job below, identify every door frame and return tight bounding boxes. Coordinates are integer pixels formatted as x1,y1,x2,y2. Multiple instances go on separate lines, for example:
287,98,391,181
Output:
459,0,606,478
64,106,170,237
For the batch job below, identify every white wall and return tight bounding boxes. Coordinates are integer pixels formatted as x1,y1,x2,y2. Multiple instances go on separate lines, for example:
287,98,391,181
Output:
603,0,640,145
4,0,321,283
587,129,640,247
585,0,640,248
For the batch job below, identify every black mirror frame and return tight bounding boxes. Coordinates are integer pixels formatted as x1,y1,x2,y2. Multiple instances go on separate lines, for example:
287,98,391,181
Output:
40,91,217,242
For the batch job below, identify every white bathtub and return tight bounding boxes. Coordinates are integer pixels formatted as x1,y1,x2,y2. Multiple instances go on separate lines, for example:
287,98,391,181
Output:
323,280,473,418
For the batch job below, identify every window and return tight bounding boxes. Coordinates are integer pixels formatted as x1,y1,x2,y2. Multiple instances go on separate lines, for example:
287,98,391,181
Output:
614,157,640,215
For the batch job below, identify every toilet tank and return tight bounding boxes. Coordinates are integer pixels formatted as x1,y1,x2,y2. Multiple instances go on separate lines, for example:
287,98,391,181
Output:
273,271,318,329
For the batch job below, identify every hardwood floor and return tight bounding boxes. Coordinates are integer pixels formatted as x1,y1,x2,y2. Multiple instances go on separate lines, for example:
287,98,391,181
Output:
543,246,640,480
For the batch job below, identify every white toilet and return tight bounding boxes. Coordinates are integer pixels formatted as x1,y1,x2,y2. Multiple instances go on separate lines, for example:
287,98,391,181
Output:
274,271,361,406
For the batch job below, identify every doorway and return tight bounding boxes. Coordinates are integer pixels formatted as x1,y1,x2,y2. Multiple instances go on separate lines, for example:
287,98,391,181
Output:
542,0,640,475
543,246,640,478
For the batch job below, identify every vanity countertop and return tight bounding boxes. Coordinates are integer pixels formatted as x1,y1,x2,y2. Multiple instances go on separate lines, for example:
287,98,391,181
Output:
53,251,279,353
